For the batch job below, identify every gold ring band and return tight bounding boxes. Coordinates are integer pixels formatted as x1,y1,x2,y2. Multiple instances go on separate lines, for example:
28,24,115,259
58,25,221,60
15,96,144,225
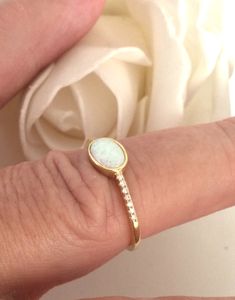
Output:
87,137,141,250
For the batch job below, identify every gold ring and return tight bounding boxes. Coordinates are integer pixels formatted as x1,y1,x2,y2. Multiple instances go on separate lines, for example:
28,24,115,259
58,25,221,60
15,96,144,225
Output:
87,137,141,250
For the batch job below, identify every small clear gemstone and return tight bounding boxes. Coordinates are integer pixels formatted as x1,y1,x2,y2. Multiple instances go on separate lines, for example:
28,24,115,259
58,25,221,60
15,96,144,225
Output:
128,206,135,212
90,138,125,169
122,188,128,194
119,181,126,187
116,174,123,181
125,195,131,201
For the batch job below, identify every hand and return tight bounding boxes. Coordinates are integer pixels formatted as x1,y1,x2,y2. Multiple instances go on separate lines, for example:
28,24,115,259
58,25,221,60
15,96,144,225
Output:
0,1,235,299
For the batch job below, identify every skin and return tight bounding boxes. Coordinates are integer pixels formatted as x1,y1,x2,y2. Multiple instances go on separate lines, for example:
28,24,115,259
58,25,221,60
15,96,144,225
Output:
0,0,235,299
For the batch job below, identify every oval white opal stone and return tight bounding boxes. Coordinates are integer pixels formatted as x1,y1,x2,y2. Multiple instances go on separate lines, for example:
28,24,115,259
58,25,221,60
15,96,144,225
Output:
90,138,125,169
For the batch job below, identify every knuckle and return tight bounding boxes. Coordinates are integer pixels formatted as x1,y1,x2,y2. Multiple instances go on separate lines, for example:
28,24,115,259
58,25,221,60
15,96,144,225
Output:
43,150,118,242
0,149,126,252
0,160,59,245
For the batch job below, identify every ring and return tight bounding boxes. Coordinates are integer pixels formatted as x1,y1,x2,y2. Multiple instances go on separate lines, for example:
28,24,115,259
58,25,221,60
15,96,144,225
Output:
87,137,141,250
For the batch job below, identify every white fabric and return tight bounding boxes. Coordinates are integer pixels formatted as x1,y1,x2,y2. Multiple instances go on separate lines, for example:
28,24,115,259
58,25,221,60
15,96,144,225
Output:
20,0,235,160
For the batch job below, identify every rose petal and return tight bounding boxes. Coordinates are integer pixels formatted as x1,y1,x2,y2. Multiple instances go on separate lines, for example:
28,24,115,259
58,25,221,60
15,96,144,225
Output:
229,69,235,116
129,95,148,135
104,0,128,15
20,14,150,160
95,59,146,138
185,0,224,98
43,87,84,135
127,0,191,130
127,0,231,130
20,65,54,160
70,73,117,139
182,53,231,125
35,119,85,151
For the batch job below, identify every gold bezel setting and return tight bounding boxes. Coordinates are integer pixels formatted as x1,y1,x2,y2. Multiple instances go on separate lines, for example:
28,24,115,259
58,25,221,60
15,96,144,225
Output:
88,138,128,177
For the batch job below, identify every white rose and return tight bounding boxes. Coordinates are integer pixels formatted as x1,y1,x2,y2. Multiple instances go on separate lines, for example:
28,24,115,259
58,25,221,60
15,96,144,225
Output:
20,0,235,160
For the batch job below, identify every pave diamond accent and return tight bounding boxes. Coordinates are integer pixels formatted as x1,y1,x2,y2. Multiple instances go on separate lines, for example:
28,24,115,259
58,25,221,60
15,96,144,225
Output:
124,194,131,201
119,180,126,187
122,187,128,194
116,174,123,181
115,172,138,223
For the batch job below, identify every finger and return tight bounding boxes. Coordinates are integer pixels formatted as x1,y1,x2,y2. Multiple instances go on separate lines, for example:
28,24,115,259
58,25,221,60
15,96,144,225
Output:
1,118,235,298
0,0,104,108
123,118,235,238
